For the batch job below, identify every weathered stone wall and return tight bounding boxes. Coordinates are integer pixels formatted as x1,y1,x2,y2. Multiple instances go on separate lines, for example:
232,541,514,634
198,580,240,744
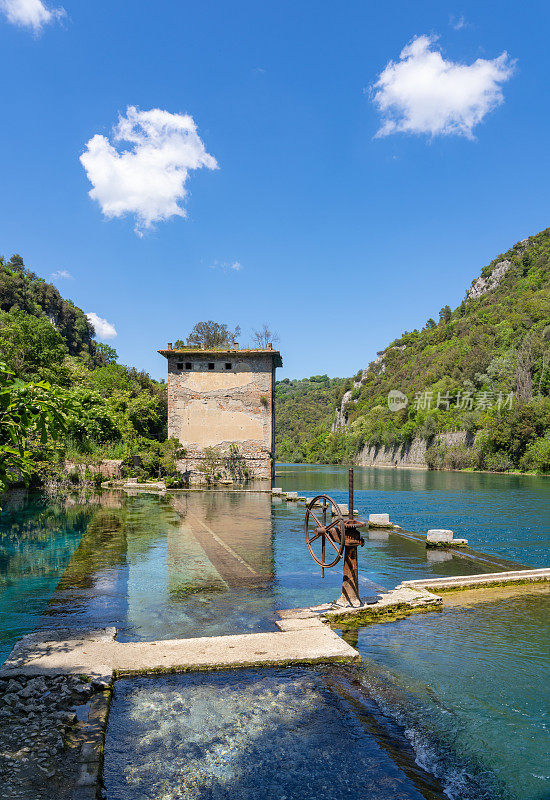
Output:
167,354,275,481
355,431,473,469
63,459,123,479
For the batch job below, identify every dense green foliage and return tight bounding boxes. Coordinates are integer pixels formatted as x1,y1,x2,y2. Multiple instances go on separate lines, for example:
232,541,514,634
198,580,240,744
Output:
275,229,550,472
0,255,95,357
0,255,169,486
275,376,347,463
0,363,65,501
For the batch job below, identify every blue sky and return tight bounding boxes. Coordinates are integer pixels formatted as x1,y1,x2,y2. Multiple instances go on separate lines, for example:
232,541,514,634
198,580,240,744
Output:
1,0,548,380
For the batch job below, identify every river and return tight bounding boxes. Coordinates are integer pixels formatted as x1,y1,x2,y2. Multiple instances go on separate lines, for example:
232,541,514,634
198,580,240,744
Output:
0,464,548,799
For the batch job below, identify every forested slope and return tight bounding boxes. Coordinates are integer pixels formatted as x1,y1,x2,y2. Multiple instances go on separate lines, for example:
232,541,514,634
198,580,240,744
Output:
275,228,550,472
0,254,171,484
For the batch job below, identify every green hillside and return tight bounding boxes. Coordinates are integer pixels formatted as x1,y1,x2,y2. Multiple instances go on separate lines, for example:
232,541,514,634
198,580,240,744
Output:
0,254,172,485
275,376,347,463
275,228,550,472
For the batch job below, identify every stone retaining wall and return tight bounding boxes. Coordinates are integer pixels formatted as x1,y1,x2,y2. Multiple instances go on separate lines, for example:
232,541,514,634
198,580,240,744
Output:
355,430,474,469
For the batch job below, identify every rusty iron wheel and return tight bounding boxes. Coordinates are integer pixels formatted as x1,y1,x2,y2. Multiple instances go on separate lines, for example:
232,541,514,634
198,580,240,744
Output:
304,494,345,569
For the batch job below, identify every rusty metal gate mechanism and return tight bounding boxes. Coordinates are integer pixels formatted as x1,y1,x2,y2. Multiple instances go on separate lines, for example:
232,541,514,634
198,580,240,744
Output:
304,468,366,607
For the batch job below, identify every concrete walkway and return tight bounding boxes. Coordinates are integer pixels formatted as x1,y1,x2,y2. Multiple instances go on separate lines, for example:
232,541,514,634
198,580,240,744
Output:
0,622,359,680
278,585,443,624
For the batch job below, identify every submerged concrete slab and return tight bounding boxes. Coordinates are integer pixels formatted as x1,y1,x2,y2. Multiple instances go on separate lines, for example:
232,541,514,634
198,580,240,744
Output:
0,625,359,679
401,567,550,591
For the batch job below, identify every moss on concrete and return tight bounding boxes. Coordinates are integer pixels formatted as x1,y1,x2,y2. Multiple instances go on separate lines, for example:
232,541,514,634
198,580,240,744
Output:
112,654,361,678
327,603,441,628
433,577,550,593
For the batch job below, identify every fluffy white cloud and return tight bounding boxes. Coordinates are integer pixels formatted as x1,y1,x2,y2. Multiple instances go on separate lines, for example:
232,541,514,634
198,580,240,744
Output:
86,312,117,340
371,35,515,139
0,0,64,32
80,106,218,235
50,269,72,280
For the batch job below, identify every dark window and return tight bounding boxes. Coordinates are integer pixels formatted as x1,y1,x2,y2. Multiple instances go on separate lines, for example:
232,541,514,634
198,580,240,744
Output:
185,362,192,370
176,362,183,370
225,362,232,370
208,362,215,370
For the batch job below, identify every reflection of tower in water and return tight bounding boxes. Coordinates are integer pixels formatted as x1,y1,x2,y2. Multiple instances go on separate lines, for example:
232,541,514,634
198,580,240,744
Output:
168,492,274,596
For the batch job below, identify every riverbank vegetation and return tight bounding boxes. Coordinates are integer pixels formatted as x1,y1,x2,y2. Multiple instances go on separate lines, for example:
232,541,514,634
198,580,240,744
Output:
275,228,550,473
0,254,171,488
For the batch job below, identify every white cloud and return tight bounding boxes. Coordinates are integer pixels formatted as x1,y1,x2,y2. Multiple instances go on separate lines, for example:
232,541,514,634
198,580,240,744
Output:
370,34,515,139
209,260,243,273
0,0,64,32
450,15,467,31
50,269,72,280
86,312,117,340
80,106,218,235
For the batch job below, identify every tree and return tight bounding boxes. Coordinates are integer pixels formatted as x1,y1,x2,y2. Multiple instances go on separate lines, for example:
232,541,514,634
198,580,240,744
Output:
515,333,534,402
0,255,95,356
179,321,241,349
439,305,452,324
252,324,280,348
0,310,69,384
0,363,65,501
95,343,118,365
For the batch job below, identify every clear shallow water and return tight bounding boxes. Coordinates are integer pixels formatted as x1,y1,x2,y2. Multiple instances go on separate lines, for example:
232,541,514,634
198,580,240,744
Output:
104,668,446,800
334,590,550,800
1,484,516,655
1,465,549,800
0,491,92,661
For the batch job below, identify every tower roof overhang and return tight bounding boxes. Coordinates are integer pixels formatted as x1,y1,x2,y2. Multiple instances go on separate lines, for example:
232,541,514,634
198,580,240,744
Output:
158,347,282,368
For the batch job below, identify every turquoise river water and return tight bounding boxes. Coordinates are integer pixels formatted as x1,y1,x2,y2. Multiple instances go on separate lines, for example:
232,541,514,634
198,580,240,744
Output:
0,465,548,800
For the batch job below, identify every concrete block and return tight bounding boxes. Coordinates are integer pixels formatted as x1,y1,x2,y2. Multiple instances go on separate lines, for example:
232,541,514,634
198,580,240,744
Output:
427,529,453,544
271,488,283,495
369,513,391,527
286,491,298,501
331,504,348,516
451,538,469,546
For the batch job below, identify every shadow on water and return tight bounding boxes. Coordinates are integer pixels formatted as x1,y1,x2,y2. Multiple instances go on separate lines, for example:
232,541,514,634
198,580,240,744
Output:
0,490,97,661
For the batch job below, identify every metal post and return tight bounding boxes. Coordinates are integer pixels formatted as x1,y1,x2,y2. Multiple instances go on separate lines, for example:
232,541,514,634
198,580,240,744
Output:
336,468,363,608
339,544,360,606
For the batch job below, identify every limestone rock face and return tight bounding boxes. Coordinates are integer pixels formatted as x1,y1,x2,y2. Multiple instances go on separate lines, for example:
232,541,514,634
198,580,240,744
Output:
332,389,352,430
467,259,512,300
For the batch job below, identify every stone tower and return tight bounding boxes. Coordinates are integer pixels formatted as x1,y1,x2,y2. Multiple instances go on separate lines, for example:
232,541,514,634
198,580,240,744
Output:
158,345,282,482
